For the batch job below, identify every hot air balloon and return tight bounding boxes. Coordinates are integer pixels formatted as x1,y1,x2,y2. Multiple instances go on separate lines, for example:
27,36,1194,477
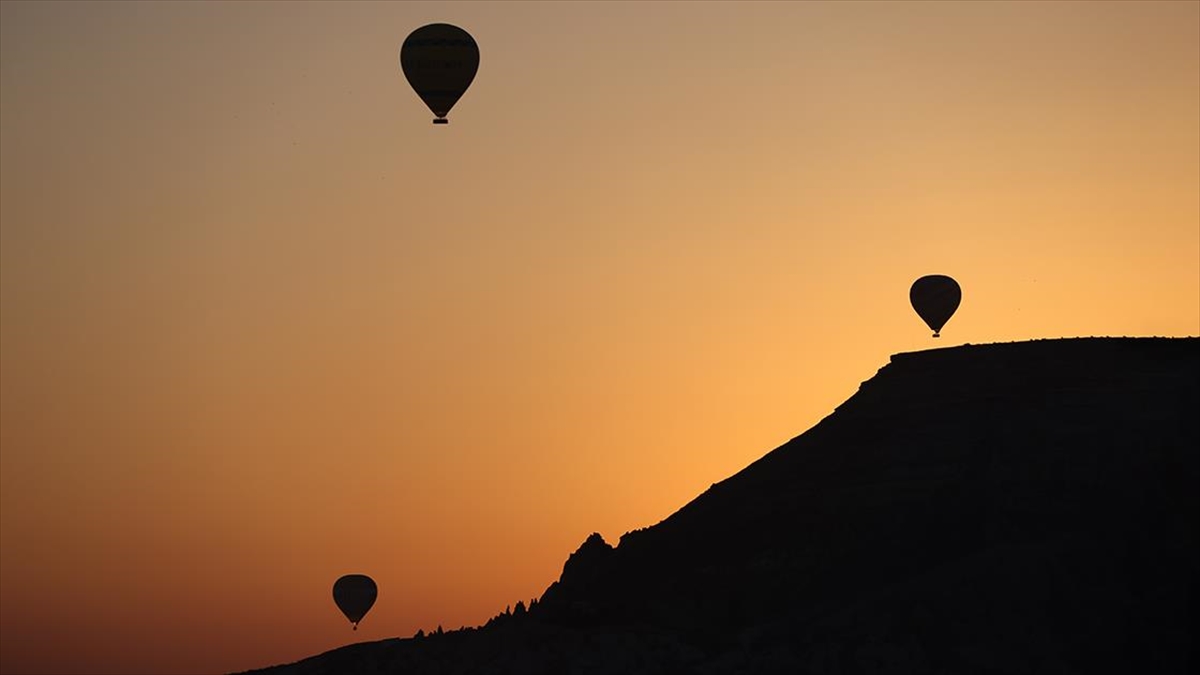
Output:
333,574,378,630
910,275,961,338
400,23,480,124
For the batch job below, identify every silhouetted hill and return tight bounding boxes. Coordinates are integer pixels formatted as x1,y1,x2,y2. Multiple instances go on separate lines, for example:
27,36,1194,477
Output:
238,338,1199,675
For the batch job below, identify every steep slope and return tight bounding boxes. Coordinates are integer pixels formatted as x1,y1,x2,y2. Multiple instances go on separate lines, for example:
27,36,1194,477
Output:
240,337,1198,674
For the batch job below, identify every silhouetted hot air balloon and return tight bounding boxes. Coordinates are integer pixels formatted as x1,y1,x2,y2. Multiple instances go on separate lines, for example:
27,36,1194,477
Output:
910,275,961,338
400,23,479,124
333,574,377,630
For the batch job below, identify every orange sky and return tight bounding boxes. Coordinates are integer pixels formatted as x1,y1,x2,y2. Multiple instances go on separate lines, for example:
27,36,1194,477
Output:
1,1,1197,673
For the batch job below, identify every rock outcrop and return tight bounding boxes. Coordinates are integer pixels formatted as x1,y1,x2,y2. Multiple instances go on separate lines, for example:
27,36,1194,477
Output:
238,337,1199,675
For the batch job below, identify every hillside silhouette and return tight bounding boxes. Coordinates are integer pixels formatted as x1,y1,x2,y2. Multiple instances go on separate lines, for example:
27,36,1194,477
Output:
238,337,1198,675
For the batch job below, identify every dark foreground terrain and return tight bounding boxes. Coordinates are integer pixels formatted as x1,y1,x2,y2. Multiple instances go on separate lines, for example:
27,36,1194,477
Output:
240,337,1198,675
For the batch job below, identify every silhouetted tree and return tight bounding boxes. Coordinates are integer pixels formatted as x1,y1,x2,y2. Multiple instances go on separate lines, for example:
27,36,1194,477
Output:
414,629,425,639
514,600,527,617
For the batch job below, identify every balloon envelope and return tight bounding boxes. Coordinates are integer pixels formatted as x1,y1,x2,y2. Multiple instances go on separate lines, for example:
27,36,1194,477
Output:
400,23,479,124
910,275,961,337
332,574,377,629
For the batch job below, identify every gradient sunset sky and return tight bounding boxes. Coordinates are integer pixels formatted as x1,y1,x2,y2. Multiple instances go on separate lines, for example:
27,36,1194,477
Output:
1,1,1197,673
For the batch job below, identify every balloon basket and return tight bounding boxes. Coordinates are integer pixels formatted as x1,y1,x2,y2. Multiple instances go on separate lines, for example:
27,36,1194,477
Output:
433,118,448,125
